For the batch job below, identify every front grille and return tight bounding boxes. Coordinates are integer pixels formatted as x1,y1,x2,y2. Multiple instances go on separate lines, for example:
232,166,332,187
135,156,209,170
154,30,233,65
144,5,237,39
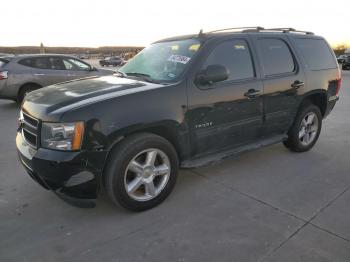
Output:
23,112,39,129
21,111,40,148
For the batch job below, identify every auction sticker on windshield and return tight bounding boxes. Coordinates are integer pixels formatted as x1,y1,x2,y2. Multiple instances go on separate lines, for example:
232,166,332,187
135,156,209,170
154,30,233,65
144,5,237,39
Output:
168,55,191,64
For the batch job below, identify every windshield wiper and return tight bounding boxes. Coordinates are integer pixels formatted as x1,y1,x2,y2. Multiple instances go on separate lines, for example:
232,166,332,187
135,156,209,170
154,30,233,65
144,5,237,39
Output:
125,72,160,84
114,70,127,78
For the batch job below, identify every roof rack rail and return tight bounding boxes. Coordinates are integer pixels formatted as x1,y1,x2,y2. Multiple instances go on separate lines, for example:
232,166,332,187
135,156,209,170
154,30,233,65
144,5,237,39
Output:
205,27,314,35
207,27,265,34
265,28,314,35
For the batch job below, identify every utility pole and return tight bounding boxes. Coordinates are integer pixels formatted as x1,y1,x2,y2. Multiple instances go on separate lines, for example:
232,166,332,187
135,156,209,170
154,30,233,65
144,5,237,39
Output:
40,42,45,54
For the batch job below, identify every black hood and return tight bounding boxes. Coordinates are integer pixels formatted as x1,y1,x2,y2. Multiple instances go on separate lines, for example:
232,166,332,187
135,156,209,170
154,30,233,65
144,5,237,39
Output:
22,76,162,121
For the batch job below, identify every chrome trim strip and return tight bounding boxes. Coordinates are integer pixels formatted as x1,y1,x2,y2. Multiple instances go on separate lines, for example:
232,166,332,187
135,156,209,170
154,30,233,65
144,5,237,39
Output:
20,157,33,171
329,95,338,101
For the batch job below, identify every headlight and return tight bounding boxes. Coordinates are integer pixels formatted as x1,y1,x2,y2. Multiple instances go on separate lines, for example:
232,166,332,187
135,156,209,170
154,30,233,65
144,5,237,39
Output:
41,122,84,151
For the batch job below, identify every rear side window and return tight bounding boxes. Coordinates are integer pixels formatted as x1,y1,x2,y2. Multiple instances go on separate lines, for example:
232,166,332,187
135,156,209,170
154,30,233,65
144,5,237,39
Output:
202,39,255,81
258,38,295,76
19,57,51,69
18,58,35,68
294,38,337,70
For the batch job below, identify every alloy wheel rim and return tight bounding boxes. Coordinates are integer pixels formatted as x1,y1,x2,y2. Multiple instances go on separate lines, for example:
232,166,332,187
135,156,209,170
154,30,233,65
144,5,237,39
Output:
124,148,171,201
299,112,319,146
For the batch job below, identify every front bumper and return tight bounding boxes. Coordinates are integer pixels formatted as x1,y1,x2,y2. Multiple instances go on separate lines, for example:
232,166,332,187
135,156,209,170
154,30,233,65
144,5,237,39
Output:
16,131,107,208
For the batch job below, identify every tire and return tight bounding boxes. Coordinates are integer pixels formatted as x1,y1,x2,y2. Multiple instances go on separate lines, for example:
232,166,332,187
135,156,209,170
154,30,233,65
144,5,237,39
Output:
283,103,322,152
104,133,179,211
18,85,39,104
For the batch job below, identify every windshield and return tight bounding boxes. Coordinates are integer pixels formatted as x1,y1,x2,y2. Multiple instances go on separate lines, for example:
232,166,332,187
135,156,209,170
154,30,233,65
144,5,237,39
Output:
119,39,201,82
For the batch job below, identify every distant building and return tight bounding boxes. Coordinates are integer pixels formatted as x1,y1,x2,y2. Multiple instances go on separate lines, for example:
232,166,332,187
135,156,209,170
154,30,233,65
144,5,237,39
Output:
345,48,350,55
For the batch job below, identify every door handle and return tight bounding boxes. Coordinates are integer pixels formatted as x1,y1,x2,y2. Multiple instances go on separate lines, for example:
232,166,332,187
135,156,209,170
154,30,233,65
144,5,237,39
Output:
244,89,261,98
34,73,45,76
291,80,304,89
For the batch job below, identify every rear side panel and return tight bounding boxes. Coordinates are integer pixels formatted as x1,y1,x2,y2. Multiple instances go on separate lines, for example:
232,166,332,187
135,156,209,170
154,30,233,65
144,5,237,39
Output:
0,58,40,99
0,58,11,98
288,36,340,116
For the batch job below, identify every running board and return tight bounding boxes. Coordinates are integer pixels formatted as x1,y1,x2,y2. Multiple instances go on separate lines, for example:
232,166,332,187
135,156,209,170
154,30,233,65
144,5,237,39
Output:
181,134,287,168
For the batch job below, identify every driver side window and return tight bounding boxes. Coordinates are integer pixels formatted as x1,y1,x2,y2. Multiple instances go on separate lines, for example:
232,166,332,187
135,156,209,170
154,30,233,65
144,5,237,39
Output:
202,40,255,82
63,58,90,71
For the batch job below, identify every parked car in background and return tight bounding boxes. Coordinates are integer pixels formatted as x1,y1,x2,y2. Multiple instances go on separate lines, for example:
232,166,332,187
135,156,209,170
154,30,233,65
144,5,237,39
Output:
77,54,89,59
337,54,348,64
342,56,350,70
17,27,341,211
0,54,114,103
99,56,124,67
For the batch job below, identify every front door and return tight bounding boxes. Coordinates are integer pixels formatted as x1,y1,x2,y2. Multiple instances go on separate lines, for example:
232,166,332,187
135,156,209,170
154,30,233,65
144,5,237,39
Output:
63,58,95,80
187,38,264,156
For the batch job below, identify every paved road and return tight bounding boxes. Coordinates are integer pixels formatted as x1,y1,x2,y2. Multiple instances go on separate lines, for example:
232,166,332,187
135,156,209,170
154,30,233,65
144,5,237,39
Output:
1,72,350,262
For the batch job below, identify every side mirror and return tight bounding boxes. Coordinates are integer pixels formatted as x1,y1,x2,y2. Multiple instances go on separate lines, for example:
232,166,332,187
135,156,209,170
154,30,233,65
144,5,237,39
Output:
196,64,229,86
90,66,97,71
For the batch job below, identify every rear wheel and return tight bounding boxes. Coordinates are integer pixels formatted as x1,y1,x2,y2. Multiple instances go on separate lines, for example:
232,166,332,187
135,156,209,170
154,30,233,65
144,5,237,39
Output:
283,103,322,152
104,133,179,211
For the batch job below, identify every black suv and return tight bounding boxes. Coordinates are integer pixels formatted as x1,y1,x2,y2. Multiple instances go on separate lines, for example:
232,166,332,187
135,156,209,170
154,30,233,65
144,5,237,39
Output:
99,56,124,67
342,56,350,70
17,27,341,211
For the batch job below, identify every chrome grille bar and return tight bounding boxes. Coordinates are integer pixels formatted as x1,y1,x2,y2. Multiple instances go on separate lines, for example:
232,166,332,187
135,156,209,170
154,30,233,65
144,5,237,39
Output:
21,111,39,148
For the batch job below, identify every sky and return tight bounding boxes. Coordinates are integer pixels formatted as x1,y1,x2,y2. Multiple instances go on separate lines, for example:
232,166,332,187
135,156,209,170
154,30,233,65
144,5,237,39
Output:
2,0,350,47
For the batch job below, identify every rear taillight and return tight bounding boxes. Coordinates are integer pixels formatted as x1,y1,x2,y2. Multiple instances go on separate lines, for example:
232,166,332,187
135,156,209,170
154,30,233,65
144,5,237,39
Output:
0,71,8,80
336,70,342,96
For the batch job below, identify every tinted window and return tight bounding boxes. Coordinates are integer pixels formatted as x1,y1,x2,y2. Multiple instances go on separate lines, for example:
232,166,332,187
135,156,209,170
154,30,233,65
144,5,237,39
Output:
259,38,295,76
19,57,51,69
203,40,255,81
32,57,51,69
48,57,66,70
18,58,35,68
295,39,337,70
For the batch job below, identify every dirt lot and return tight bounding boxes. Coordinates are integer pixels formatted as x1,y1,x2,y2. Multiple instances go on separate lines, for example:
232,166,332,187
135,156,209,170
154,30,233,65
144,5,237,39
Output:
0,71,350,262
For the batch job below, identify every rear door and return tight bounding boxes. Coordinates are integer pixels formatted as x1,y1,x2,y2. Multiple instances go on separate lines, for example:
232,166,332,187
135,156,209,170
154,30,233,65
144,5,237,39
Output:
251,35,305,136
19,56,68,86
187,37,264,156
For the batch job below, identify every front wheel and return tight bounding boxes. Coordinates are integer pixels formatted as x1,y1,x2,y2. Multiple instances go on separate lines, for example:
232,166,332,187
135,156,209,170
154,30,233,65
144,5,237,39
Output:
283,103,322,152
104,133,179,211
